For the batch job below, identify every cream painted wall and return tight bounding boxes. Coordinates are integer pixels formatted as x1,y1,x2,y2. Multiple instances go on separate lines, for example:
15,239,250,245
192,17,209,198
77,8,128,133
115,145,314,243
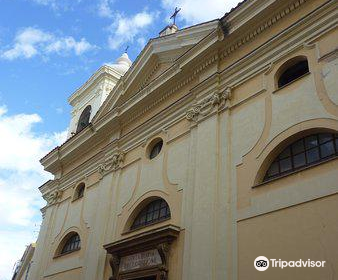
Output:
29,0,338,280
238,194,338,280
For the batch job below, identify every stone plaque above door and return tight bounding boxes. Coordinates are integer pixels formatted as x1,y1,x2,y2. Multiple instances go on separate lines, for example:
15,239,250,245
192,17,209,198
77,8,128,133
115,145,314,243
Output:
104,225,180,280
119,249,162,272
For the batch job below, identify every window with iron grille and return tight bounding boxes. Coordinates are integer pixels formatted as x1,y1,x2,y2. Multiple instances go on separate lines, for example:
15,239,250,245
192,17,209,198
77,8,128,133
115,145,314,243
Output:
264,133,338,182
131,199,170,230
61,233,81,254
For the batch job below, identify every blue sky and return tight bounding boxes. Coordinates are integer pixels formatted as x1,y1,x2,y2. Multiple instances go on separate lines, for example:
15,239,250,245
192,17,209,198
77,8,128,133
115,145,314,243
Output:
0,0,241,278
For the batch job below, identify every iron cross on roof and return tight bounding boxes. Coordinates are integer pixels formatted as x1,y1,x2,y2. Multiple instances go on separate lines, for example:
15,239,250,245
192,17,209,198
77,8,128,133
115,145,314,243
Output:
170,7,181,25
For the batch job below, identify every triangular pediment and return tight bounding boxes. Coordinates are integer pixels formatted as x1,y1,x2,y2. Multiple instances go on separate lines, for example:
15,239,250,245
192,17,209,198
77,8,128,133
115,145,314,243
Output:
93,20,219,124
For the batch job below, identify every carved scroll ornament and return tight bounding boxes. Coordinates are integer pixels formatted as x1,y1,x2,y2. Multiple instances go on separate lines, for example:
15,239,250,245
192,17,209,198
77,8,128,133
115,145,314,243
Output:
186,87,231,121
43,190,63,205
99,151,125,175
157,243,170,280
109,254,120,280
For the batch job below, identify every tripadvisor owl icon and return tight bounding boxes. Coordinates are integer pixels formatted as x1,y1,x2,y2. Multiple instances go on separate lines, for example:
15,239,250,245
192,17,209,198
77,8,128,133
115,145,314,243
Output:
254,256,269,271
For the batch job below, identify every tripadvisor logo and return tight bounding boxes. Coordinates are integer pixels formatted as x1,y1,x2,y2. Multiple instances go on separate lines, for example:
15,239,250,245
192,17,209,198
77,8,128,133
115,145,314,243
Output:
254,256,326,271
254,256,269,271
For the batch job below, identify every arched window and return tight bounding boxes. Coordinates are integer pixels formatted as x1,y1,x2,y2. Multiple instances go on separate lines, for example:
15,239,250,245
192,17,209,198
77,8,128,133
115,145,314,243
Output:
264,133,338,181
149,139,163,159
60,233,81,255
277,57,309,88
76,105,92,133
131,199,171,230
74,183,85,200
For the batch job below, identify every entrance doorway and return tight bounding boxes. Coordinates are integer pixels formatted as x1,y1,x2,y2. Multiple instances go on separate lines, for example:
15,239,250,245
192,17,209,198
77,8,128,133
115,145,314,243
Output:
105,226,180,280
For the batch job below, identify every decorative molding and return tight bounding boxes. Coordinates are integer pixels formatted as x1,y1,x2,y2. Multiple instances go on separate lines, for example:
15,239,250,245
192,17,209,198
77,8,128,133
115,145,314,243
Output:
40,206,47,219
108,254,120,280
124,53,219,126
303,41,316,50
68,65,121,105
80,0,311,131
157,242,170,280
186,87,231,121
193,53,219,76
221,1,336,89
71,109,78,117
138,61,160,91
39,0,335,192
218,20,229,40
264,61,275,75
157,243,170,272
93,21,218,124
43,190,63,205
104,225,179,280
119,21,218,95
220,0,308,60
99,151,125,176
318,48,338,62
124,75,196,126
43,153,103,196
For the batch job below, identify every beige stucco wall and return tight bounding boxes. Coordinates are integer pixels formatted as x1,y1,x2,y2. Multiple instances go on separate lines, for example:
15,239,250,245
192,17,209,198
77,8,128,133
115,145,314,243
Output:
29,0,338,279
238,193,338,280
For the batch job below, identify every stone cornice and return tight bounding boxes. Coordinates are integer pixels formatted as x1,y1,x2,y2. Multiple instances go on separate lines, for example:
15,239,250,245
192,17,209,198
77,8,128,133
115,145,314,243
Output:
138,60,160,92
41,124,94,171
39,179,64,207
96,21,219,121
68,65,121,106
40,1,335,195
220,0,310,60
121,20,219,86
39,179,56,195
40,0,335,186
41,93,193,197
218,0,336,87
119,93,193,152
96,51,219,130
104,224,180,255
42,151,104,201
223,0,275,32
94,0,311,128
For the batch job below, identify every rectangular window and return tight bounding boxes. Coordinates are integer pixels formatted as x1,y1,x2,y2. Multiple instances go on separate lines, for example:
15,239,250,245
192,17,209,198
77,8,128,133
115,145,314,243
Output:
294,153,306,168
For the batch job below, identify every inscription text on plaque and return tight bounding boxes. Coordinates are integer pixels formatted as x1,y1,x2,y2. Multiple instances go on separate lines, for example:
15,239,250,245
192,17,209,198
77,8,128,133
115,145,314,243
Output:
119,249,162,272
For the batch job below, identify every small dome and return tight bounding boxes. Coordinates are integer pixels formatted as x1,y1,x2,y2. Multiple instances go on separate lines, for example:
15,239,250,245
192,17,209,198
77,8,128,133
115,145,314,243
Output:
108,52,132,74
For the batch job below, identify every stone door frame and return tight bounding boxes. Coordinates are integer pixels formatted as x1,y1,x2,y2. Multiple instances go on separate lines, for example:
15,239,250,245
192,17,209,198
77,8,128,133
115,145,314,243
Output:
104,225,180,280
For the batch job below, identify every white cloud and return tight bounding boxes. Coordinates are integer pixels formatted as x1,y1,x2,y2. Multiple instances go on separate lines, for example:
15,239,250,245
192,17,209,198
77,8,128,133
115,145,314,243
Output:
45,37,95,55
0,105,67,279
161,0,242,25
0,172,46,226
1,27,96,60
0,230,36,280
98,0,114,18
56,107,64,114
0,105,67,172
1,28,51,60
28,0,82,11
107,11,157,50
137,37,147,49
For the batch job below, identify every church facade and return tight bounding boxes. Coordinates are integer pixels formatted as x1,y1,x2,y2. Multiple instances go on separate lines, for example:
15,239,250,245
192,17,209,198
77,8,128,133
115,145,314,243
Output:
28,0,338,279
